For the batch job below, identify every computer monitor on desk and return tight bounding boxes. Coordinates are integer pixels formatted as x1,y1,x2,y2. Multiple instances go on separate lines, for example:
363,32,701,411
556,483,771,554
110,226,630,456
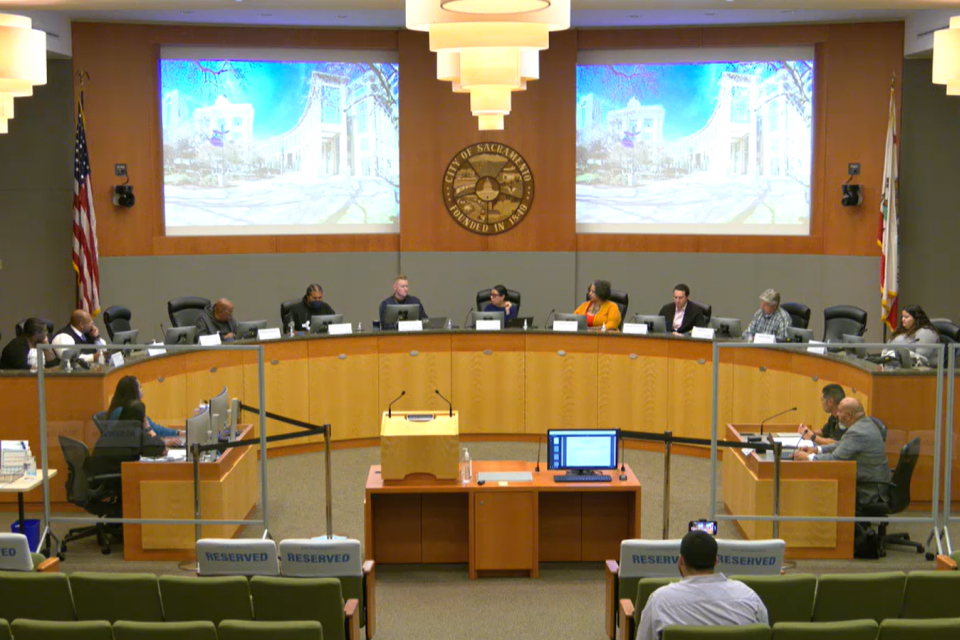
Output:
551,313,587,331
629,315,667,334
310,314,344,334
209,386,229,435
547,429,618,477
164,326,196,345
710,317,742,339
235,320,266,340
383,304,421,328
469,310,505,329
185,405,212,462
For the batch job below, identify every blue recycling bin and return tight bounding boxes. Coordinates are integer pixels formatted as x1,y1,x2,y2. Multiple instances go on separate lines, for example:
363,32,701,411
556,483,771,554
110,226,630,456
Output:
11,519,41,553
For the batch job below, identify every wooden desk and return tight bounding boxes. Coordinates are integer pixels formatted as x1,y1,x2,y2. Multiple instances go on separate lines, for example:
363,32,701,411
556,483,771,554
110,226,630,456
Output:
721,424,856,560
120,426,259,562
364,460,641,578
0,470,57,537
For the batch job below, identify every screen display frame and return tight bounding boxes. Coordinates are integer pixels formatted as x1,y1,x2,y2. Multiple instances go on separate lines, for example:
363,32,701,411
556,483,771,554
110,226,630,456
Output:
546,428,619,471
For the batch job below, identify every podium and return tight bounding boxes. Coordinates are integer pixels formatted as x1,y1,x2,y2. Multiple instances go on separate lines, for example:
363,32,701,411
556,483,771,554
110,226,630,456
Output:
380,411,459,484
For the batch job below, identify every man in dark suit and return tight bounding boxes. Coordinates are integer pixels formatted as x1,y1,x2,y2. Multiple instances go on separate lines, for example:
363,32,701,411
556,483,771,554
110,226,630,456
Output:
658,284,706,336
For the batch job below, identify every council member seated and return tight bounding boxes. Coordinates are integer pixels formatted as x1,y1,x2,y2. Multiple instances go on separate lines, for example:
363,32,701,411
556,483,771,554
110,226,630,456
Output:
793,398,891,513
86,400,166,502
196,298,238,341
798,384,846,447
883,304,940,365
637,530,768,640
379,275,427,330
742,288,792,342
51,309,106,364
0,318,54,370
284,284,336,332
575,280,621,332
107,375,184,445
483,284,518,322
658,283,706,336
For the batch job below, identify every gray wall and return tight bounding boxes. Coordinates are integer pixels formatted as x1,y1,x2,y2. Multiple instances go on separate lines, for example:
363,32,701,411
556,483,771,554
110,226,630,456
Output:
0,59,76,340
900,59,960,322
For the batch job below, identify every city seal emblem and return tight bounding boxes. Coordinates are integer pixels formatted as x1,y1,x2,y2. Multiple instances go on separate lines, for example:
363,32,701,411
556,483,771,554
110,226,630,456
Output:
442,143,534,235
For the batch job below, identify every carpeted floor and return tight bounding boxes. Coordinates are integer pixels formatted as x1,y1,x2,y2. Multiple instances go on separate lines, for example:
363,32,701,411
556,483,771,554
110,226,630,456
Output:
3,443,955,640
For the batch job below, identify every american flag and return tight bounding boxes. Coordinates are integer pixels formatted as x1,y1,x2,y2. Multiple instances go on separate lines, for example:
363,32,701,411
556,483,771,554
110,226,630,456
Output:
73,90,100,316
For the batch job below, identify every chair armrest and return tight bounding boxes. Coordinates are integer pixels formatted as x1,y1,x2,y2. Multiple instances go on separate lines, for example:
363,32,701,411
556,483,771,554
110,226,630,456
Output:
344,598,361,640
936,554,958,571
36,557,60,572
618,598,636,640
605,561,619,639
363,561,376,640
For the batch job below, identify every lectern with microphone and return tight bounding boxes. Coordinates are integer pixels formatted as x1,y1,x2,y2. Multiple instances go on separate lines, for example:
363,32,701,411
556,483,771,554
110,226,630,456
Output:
380,408,460,485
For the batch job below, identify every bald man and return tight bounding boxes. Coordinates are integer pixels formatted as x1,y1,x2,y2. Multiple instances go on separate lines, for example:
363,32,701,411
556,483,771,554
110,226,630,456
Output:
51,309,106,365
196,298,238,341
793,398,891,511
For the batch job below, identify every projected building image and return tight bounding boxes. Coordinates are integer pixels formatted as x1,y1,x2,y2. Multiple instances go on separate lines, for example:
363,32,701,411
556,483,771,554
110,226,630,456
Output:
161,57,399,235
576,58,813,235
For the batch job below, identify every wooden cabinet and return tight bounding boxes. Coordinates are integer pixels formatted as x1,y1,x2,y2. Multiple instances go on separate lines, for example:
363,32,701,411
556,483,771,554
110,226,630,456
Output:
474,491,535,573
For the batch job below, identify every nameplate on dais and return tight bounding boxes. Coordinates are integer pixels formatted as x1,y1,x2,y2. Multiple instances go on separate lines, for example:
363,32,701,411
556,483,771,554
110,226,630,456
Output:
691,327,715,340
327,323,353,336
199,334,221,346
553,320,579,332
475,319,501,331
753,333,776,344
258,328,282,341
623,323,648,335
398,320,423,332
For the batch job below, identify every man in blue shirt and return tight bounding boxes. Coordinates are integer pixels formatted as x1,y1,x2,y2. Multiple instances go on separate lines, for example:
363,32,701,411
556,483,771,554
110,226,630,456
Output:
379,275,427,330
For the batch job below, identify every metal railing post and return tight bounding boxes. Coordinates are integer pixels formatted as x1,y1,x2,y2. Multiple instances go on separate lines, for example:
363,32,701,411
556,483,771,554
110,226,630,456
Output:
325,426,334,537
772,440,782,539
192,443,202,546
710,341,720,521
662,431,672,540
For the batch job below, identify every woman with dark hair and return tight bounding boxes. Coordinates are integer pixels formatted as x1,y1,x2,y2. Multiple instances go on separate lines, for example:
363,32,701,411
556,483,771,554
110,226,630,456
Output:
107,375,183,442
886,304,940,364
283,284,336,332
87,400,167,496
574,280,622,332
483,284,518,321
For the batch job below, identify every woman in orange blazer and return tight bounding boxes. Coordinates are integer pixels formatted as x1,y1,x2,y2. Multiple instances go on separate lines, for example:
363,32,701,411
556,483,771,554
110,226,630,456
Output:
574,280,622,332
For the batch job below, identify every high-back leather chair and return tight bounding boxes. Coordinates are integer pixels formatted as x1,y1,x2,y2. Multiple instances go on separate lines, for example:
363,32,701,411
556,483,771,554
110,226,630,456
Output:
167,297,211,328
932,319,960,343
823,305,868,342
475,288,521,313
280,299,300,329
859,437,923,555
102,306,132,341
782,302,812,329
15,318,54,337
691,301,712,324
586,289,629,323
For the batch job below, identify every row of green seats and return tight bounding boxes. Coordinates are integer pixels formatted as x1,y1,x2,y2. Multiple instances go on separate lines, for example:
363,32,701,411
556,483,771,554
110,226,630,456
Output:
658,617,960,639
0,573,360,640
0,619,324,640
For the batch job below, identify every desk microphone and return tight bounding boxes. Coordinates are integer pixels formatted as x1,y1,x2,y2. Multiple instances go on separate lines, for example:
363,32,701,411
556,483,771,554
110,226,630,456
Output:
434,389,453,418
545,309,556,328
534,435,544,472
759,407,797,436
463,308,475,329
387,390,406,418
160,322,165,342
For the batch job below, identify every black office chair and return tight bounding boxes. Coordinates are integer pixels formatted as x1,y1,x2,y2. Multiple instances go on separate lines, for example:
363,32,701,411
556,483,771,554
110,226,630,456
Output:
691,301,712,324
167,297,211,328
823,305,868,342
782,302,812,329
92,410,110,436
476,288,522,314
58,435,122,556
859,437,923,556
280,298,300,329
15,318,55,337
932,319,960,343
586,289,629,324
102,306,132,341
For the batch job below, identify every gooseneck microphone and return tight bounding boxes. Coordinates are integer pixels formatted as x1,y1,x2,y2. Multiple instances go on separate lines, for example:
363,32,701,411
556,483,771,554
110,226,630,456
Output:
387,390,406,418
759,407,798,436
463,308,475,329
545,309,556,328
434,389,453,418
535,435,544,472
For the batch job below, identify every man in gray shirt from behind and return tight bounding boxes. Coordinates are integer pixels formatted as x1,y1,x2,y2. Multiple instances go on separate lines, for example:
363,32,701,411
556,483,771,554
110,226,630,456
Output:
638,531,769,640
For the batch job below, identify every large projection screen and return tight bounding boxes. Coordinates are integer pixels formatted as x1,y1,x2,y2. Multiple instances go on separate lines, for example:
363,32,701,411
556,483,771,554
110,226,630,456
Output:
576,47,814,236
160,47,399,236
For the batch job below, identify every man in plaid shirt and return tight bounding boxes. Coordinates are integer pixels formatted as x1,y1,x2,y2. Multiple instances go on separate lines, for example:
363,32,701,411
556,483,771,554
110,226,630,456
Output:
743,289,792,341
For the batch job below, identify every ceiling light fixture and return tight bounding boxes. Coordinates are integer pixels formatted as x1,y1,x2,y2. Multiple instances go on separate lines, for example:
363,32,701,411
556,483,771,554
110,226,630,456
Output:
407,0,570,130
933,16,960,96
0,13,47,135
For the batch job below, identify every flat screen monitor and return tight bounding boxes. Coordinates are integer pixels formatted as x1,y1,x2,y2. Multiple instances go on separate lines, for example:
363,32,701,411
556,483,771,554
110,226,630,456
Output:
164,326,196,345
209,386,229,434
547,429,619,475
229,398,240,441
506,316,534,329
112,329,139,346
470,310,505,329
841,334,867,359
310,314,345,334
710,317,742,339
786,327,813,343
235,320,267,340
56,346,83,370
629,315,667,334
383,304,421,328
424,317,448,330
552,313,587,331
185,405,212,462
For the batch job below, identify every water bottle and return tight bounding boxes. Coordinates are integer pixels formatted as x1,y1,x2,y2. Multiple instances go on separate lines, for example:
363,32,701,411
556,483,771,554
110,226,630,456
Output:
460,447,472,484
287,320,295,337
25,448,37,477
357,322,364,334
445,318,453,330
523,318,528,331
601,323,607,333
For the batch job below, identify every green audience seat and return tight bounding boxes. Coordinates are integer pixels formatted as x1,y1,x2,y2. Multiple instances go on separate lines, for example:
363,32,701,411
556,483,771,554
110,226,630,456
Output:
113,621,218,640
0,619,10,640
250,576,359,640
771,620,878,639
0,572,75,621
812,572,906,623
878,618,960,640
634,578,679,620
219,620,324,640
731,575,817,626
661,623,772,639
70,572,163,623
159,575,253,624
10,620,112,640
900,571,960,618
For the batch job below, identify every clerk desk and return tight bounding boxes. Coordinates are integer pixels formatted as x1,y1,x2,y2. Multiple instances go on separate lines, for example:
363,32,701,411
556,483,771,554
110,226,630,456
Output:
0,331,953,512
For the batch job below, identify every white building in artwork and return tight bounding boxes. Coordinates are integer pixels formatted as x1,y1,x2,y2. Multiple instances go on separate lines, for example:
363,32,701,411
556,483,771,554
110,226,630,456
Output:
192,95,255,146
606,98,666,147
